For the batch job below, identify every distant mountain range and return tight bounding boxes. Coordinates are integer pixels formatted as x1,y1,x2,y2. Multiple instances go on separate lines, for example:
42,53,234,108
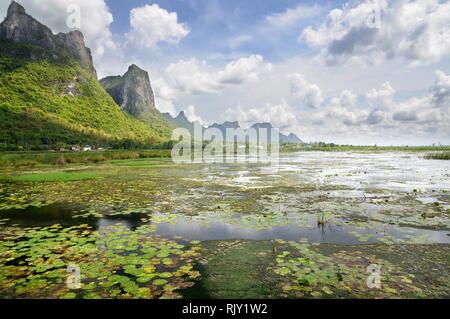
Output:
162,111,199,134
0,1,303,150
163,113,303,144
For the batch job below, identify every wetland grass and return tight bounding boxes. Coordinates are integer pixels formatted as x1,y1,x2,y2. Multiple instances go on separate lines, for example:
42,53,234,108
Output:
424,152,450,160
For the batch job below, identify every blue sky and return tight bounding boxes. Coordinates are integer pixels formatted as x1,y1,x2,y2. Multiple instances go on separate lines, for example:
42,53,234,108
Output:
1,0,450,145
105,0,330,62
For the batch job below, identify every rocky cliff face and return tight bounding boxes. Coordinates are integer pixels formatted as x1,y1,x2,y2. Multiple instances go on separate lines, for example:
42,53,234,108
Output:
55,31,95,76
100,65,174,132
0,1,96,77
100,64,156,120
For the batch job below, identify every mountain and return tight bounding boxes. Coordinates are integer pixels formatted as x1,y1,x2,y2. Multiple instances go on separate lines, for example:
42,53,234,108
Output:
162,111,201,134
204,121,303,144
0,1,171,150
100,65,174,136
282,133,303,144
251,122,303,144
208,121,240,139
0,1,96,77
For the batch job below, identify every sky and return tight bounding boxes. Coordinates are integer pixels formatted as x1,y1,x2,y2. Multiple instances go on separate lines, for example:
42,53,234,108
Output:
1,0,450,145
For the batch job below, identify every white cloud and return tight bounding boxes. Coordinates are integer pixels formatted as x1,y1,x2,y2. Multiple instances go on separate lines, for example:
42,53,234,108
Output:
366,82,395,108
309,70,450,136
164,59,221,95
163,55,272,95
1,0,115,58
290,73,324,108
299,0,450,66
430,70,450,107
338,90,357,108
185,105,204,124
126,4,189,49
152,78,177,115
217,55,273,84
389,70,449,126
225,100,298,129
312,89,367,126
266,4,323,28
393,96,442,124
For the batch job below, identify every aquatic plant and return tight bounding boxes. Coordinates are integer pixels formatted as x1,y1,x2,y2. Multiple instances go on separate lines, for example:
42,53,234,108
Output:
0,223,202,299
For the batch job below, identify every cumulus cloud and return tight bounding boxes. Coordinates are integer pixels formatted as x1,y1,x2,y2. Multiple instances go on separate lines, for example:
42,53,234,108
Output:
310,70,450,136
126,4,189,49
366,108,389,125
430,70,450,107
299,0,450,66
389,71,449,126
164,59,219,95
225,100,298,129
290,73,324,109
312,89,367,126
185,105,204,124
217,55,273,84
393,96,442,123
367,82,395,108
152,78,177,115
266,4,324,28
163,55,272,95
1,0,115,57
337,90,357,108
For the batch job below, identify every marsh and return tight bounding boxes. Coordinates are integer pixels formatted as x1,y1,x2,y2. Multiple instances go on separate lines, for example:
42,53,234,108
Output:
0,151,449,298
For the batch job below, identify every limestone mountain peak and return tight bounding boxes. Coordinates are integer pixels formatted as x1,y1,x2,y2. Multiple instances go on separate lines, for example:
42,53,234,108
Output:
100,64,172,132
0,1,97,77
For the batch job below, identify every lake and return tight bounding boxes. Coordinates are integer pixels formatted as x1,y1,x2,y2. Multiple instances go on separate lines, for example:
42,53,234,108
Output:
0,151,449,298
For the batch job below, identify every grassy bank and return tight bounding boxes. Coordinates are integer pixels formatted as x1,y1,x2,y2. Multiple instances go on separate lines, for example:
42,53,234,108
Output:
0,149,171,168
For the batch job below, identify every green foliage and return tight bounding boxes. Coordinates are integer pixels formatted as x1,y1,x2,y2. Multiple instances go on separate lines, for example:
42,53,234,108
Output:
0,223,202,299
424,152,450,160
272,239,429,298
13,171,100,182
0,40,172,150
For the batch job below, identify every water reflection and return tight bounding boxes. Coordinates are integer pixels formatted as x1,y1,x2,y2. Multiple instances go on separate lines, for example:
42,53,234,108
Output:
1,151,449,245
1,203,449,244
153,219,450,244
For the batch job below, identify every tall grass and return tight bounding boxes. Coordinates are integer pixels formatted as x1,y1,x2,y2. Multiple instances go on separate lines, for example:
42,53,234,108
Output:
424,152,450,160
